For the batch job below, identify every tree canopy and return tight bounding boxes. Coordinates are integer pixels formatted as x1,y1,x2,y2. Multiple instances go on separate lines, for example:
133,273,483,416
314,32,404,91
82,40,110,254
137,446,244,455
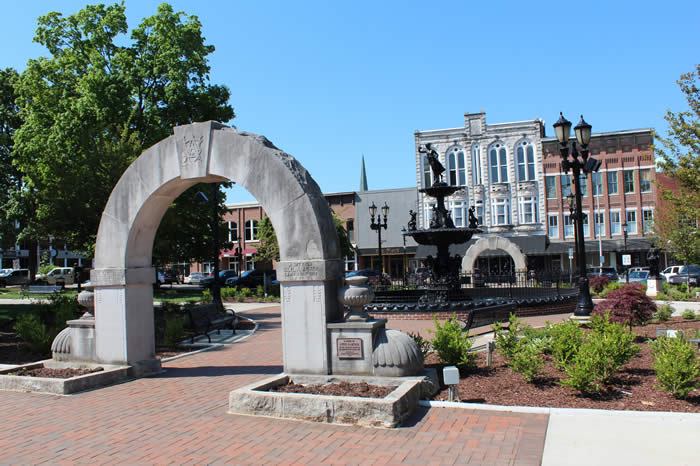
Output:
0,68,23,250
11,3,234,260
654,64,700,269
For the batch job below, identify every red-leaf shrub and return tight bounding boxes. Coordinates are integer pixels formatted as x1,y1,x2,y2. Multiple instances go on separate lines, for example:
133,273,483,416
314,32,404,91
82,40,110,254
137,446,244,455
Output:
589,276,611,294
593,283,656,327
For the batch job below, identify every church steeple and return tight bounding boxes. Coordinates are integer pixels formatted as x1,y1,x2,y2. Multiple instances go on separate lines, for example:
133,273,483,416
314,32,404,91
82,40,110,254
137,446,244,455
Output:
359,154,368,191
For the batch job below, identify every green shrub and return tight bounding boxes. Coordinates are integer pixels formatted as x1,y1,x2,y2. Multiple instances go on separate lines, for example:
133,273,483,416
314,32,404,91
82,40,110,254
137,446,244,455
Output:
256,285,265,298
407,331,431,357
549,320,584,370
560,340,604,393
651,335,700,398
220,287,238,299
599,281,621,298
509,340,544,382
491,313,522,359
201,289,213,302
13,314,53,354
429,314,476,371
520,323,553,354
164,317,187,348
654,303,673,322
681,309,697,320
239,287,253,298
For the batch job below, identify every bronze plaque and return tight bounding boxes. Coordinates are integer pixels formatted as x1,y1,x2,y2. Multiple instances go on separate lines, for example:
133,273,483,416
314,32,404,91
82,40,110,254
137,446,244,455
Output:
337,338,364,359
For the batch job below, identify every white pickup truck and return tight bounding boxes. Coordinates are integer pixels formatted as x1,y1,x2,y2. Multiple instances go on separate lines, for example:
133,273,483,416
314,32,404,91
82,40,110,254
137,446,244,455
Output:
37,267,76,286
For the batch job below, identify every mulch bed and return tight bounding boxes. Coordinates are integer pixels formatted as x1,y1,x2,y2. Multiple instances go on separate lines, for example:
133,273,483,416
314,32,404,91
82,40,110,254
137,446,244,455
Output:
8,366,104,379
270,381,395,398
428,318,700,413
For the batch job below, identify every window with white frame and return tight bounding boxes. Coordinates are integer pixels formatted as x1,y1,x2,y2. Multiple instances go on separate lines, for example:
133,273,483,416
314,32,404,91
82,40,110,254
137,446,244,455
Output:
471,145,482,185
545,176,557,199
594,211,605,237
578,174,588,197
623,169,635,193
475,199,484,225
548,214,559,239
451,200,466,227
491,198,510,225
592,172,603,196
564,214,574,238
489,142,508,183
518,196,538,224
421,155,433,188
245,219,258,241
245,255,254,271
561,175,572,197
608,171,618,194
516,140,535,181
228,221,238,242
610,210,621,235
640,168,652,193
642,208,654,233
581,212,590,237
447,147,466,186
626,209,638,234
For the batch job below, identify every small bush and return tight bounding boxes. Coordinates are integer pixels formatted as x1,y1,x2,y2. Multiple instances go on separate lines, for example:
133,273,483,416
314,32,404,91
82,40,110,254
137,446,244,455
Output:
550,320,584,370
256,285,265,298
589,276,611,294
14,314,53,354
509,340,544,382
681,309,697,320
491,313,522,359
201,289,213,302
520,323,553,354
593,283,655,328
651,335,700,398
654,303,673,322
560,341,603,393
599,281,621,298
407,331,431,357
239,287,253,298
429,314,476,371
164,317,187,348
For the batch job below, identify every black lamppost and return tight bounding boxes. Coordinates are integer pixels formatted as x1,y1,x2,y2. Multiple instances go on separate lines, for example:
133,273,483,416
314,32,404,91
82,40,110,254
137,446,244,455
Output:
553,113,601,316
401,226,407,284
622,222,629,283
369,202,389,273
195,184,222,307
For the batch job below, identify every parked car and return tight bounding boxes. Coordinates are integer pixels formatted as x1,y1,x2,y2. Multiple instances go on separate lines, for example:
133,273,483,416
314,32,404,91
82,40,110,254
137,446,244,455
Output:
667,265,700,286
586,266,619,281
660,265,683,282
37,267,76,286
217,269,239,285
0,269,31,287
619,270,649,284
162,269,179,284
225,269,277,289
184,272,207,285
345,269,391,287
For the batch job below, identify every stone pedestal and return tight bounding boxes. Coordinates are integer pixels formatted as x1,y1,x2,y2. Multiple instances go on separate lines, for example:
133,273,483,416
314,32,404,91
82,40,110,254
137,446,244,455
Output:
67,317,97,362
328,319,387,375
646,278,663,297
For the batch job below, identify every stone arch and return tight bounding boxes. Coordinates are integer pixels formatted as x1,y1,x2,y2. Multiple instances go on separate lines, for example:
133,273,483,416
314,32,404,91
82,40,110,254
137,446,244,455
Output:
461,237,527,273
92,122,342,376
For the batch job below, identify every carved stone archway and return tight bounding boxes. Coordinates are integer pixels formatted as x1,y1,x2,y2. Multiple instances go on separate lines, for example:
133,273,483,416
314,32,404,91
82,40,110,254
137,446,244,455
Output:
92,122,342,375
461,237,527,273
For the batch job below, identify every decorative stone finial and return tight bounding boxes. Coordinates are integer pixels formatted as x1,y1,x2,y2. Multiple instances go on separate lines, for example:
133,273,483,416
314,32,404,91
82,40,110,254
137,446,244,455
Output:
338,275,375,321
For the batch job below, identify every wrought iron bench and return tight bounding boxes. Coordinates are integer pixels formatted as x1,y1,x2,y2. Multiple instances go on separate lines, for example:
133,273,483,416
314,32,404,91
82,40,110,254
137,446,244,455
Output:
20,284,63,298
187,303,237,343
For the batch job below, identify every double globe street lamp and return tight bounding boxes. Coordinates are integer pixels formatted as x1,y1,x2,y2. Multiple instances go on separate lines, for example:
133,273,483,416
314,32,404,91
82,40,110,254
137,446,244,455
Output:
369,202,389,273
553,113,601,316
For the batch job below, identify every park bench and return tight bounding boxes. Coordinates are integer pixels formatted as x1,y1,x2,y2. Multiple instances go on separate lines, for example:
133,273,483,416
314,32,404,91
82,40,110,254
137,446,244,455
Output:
187,302,238,343
20,284,63,298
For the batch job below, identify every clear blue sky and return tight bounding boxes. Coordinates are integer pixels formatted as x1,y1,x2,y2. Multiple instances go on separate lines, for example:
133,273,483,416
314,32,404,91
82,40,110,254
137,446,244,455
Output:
2,1,698,204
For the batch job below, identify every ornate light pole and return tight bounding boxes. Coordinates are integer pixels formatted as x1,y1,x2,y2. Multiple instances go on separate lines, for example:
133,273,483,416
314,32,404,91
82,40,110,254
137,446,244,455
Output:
622,222,629,283
553,113,601,316
369,202,389,273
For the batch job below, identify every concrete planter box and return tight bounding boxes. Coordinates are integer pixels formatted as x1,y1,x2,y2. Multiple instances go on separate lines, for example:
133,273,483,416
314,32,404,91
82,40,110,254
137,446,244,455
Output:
0,360,130,395
229,372,437,428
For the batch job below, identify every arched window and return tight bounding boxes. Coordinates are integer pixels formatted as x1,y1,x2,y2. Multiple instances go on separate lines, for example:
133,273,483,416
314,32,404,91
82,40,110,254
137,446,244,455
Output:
516,140,535,181
421,155,433,188
488,142,508,183
245,219,258,241
471,145,482,185
446,146,466,186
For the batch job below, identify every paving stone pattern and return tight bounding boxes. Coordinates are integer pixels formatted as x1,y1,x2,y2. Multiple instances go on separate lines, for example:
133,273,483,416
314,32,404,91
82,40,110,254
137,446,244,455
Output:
0,305,548,464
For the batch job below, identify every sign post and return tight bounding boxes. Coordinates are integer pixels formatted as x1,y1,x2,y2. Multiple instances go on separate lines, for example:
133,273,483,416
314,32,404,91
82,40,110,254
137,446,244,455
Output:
568,247,574,283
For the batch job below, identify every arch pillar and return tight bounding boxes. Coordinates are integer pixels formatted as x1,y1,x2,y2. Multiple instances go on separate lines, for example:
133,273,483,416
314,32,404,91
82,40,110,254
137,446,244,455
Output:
91,122,342,376
461,237,528,274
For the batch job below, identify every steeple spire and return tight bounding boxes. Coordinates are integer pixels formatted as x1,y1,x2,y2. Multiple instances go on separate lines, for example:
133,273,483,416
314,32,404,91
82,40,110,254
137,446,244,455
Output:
359,154,368,191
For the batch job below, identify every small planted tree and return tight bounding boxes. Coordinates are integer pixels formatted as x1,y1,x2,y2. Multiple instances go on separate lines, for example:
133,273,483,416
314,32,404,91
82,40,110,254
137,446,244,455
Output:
589,276,611,295
593,283,656,330
651,335,700,398
429,314,476,371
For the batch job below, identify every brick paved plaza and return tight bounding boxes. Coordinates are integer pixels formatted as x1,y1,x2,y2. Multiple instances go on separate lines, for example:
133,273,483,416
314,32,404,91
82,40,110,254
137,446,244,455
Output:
0,305,548,465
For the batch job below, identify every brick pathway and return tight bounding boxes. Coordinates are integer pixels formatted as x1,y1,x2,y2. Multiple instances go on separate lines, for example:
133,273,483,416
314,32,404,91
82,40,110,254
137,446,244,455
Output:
0,305,548,465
